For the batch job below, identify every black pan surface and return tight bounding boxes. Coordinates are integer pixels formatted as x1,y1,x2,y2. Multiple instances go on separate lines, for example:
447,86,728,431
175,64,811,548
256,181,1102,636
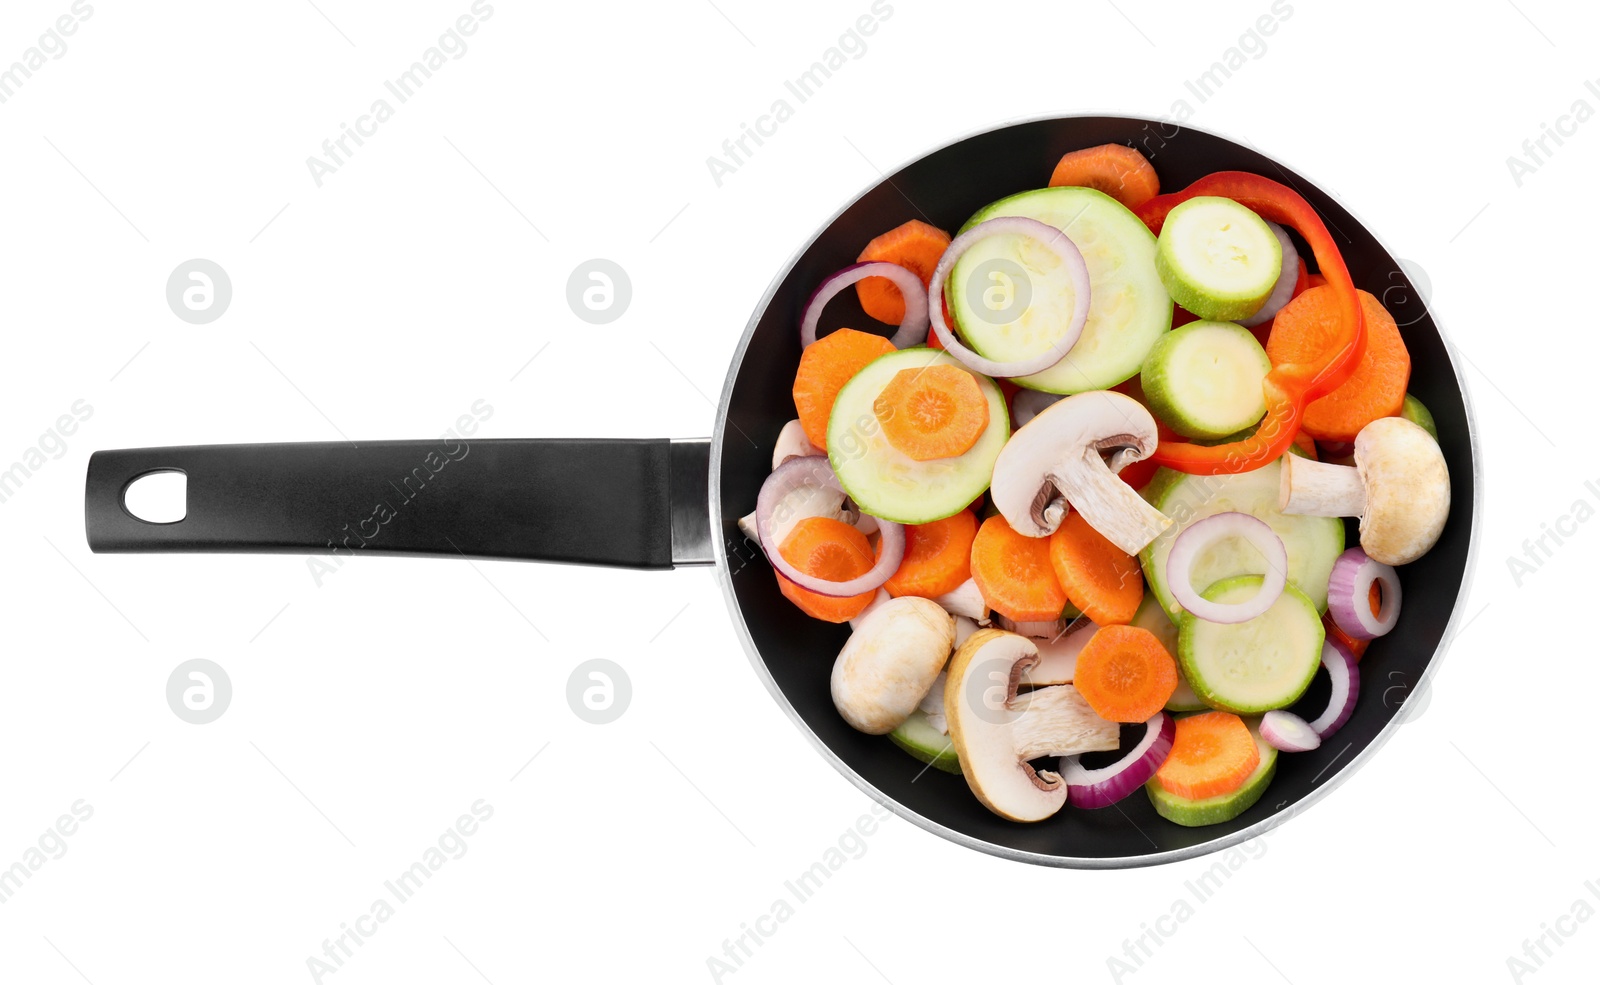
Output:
711,116,1476,866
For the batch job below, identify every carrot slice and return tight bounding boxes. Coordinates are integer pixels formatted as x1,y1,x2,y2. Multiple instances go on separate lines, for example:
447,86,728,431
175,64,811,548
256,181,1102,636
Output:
969,515,1067,622
775,516,878,623
872,364,989,461
793,328,896,451
881,509,977,599
1048,143,1160,210
1267,288,1411,442
855,220,951,324
1074,625,1178,722
1049,512,1145,625
1153,711,1261,800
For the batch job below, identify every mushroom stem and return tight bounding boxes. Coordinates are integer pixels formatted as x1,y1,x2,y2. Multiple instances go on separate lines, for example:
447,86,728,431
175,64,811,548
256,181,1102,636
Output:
1279,454,1367,518
1052,447,1174,554
1010,685,1122,760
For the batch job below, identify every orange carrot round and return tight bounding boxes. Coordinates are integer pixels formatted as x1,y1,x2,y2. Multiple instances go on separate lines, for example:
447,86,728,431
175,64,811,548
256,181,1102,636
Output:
872,364,989,461
1048,144,1160,210
881,509,977,599
855,220,951,324
1153,711,1261,800
1049,512,1145,625
969,515,1067,622
792,328,896,451
1073,625,1178,722
1266,288,1410,442
775,516,878,623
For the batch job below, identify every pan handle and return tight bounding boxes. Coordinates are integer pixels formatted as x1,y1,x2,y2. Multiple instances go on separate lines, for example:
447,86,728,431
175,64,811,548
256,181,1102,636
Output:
85,437,714,570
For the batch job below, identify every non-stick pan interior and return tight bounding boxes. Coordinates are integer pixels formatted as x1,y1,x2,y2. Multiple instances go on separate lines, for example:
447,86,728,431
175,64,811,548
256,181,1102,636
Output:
713,116,1475,866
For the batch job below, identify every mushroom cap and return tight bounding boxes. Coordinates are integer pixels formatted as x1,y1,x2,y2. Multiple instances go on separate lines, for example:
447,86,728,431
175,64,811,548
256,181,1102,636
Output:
988,391,1168,552
831,596,954,734
943,629,1119,822
1354,416,1450,565
945,629,1066,822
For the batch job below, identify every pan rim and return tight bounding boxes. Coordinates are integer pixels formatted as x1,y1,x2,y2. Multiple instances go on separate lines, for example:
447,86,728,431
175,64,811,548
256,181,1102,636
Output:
708,112,1484,869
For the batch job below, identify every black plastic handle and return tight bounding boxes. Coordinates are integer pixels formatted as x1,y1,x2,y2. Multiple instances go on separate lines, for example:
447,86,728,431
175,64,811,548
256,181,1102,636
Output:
85,437,713,570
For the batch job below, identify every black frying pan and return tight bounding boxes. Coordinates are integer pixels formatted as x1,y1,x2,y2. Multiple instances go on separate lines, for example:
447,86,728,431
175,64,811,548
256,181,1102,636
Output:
85,116,1479,867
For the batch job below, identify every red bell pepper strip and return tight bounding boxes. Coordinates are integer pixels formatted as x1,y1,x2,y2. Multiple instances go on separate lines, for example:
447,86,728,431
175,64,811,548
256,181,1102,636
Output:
1134,172,1366,475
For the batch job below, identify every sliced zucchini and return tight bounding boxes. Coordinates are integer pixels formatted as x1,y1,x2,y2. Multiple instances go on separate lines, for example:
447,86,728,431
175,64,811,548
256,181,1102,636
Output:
1146,718,1278,826
889,709,961,775
827,348,1008,524
1140,320,1271,439
1140,459,1344,615
1178,576,1325,714
1401,393,1439,441
949,186,1171,394
1155,196,1282,321
1129,593,1207,712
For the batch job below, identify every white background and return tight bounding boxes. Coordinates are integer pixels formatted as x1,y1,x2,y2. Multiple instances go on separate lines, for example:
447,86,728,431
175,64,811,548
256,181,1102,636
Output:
0,0,1594,982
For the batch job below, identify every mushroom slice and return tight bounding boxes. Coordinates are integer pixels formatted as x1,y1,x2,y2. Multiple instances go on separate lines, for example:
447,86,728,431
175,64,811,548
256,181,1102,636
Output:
944,629,1121,822
988,391,1172,555
933,577,990,623
772,419,821,470
993,611,1073,640
832,597,955,735
1279,416,1449,565
737,481,855,545
1027,618,1100,686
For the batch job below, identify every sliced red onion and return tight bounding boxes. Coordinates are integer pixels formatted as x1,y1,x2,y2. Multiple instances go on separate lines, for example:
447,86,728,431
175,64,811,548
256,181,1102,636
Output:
1059,712,1175,809
927,216,1091,378
1327,547,1401,640
800,262,929,349
755,456,904,597
1239,221,1301,328
1308,638,1360,738
1260,710,1322,752
1165,512,1288,624
1011,388,1063,428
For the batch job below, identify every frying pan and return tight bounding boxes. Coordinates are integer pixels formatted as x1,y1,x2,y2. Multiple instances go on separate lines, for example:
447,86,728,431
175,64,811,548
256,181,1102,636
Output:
85,115,1479,868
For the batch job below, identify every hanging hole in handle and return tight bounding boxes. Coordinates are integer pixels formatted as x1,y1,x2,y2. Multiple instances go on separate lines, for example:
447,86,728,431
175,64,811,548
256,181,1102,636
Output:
123,470,187,524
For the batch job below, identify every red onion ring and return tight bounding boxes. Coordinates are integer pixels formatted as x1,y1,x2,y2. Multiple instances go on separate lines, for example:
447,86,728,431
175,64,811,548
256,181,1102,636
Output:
1058,712,1175,809
1327,547,1401,640
1238,221,1300,328
1260,710,1321,752
927,216,1091,378
755,455,905,597
800,262,929,349
1165,512,1288,624
1308,638,1360,738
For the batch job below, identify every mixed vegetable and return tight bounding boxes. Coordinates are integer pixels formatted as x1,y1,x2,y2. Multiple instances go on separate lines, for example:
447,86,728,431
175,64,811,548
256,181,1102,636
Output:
741,143,1451,829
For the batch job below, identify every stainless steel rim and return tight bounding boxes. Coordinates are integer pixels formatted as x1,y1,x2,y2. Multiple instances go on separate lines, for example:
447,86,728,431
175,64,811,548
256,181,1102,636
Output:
708,112,1485,869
